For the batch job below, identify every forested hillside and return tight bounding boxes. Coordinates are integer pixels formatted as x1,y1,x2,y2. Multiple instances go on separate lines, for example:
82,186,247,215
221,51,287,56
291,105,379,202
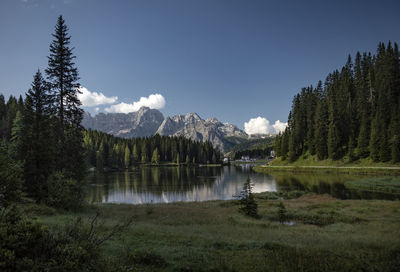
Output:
84,130,221,169
275,42,400,163
226,136,275,160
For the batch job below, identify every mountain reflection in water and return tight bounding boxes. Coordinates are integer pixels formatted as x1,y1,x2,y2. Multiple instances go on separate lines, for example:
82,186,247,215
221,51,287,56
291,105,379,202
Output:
86,165,277,204
86,165,399,204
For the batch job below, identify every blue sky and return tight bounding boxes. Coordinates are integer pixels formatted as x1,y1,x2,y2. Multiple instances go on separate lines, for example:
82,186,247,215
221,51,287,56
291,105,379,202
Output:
1,0,399,131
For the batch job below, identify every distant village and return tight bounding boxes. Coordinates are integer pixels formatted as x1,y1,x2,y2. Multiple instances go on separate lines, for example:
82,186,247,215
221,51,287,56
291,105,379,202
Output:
224,150,275,163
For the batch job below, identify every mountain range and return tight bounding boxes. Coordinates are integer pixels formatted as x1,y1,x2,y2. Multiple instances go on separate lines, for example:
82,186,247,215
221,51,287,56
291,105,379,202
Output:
81,107,248,151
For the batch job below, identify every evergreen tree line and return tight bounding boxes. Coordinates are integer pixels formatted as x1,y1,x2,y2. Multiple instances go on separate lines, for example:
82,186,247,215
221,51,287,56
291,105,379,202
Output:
0,94,24,141
275,41,400,163
0,16,85,208
84,129,222,170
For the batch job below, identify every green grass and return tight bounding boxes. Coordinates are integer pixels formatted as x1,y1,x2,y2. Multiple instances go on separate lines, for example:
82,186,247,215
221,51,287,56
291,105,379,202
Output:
27,195,400,271
254,156,400,175
253,165,400,175
345,176,400,195
270,155,400,168
233,159,270,164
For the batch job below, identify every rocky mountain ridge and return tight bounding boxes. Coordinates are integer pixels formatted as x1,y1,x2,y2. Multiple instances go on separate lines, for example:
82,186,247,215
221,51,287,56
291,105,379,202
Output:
82,107,247,151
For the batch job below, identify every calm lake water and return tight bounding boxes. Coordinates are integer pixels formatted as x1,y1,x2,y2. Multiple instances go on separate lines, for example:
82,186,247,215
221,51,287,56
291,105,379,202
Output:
85,165,398,204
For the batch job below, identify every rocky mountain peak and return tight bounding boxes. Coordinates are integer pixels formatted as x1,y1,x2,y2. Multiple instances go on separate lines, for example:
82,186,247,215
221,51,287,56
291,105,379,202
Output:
82,108,247,151
205,117,220,124
82,106,164,138
184,112,203,123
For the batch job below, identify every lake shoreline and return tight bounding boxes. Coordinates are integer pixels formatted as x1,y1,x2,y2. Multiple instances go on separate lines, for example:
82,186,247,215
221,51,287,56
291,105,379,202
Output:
253,165,400,175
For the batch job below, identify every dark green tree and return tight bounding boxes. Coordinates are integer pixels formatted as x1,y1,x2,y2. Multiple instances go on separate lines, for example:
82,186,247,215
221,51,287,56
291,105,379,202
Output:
238,177,259,219
0,141,22,207
45,15,85,180
20,70,56,200
314,97,329,160
124,145,131,168
151,148,160,165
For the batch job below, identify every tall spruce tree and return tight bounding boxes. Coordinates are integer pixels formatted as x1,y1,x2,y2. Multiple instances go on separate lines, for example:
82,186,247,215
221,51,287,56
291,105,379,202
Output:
314,97,329,160
45,15,85,179
21,70,55,200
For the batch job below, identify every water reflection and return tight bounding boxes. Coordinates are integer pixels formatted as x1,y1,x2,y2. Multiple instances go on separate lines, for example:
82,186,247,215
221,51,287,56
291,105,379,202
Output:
86,166,399,204
86,165,277,204
273,173,400,200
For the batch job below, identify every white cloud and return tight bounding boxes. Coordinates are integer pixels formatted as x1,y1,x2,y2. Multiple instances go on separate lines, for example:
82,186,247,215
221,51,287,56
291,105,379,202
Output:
244,117,271,135
78,87,118,107
244,117,287,135
272,120,288,134
105,93,166,113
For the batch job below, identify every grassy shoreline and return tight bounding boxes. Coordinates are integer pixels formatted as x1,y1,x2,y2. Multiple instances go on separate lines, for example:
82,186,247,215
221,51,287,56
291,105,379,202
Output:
270,156,400,167
253,165,400,175
29,195,400,272
253,156,400,175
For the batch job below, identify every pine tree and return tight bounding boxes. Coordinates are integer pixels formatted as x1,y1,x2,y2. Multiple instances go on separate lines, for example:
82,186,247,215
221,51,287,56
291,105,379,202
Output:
391,134,400,163
0,94,6,139
280,130,289,160
132,144,138,163
21,70,56,200
314,98,329,160
141,143,148,163
151,148,160,165
124,145,131,168
274,133,282,157
238,178,259,219
0,141,22,207
45,15,85,180
357,118,370,158
327,103,341,159
96,142,105,171
185,154,190,165
10,111,23,160
369,115,380,161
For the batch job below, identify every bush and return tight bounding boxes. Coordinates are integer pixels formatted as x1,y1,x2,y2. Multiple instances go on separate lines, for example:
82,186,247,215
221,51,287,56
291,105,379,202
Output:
0,206,45,271
0,207,132,272
0,206,99,271
277,201,287,223
45,171,86,210
237,178,259,218
0,142,22,207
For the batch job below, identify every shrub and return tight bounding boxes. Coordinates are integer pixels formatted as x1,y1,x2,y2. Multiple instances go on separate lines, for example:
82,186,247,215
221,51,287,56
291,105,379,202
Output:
45,171,86,210
237,178,259,218
277,201,287,223
0,207,132,272
0,142,22,207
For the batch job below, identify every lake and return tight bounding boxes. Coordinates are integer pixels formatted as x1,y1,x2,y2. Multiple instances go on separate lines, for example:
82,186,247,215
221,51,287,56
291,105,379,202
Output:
86,165,399,204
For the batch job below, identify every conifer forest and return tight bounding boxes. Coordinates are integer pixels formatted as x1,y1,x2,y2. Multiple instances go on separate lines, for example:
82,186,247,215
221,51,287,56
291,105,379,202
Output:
275,42,400,163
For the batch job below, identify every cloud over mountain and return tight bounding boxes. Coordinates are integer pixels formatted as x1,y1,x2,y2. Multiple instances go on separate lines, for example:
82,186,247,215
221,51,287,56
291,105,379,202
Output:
105,93,166,114
244,117,287,135
272,120,288,134
77,87,118,107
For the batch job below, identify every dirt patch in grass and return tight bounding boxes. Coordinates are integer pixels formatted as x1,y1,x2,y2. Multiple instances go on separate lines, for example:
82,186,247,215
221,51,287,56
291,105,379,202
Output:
297,193,336,203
